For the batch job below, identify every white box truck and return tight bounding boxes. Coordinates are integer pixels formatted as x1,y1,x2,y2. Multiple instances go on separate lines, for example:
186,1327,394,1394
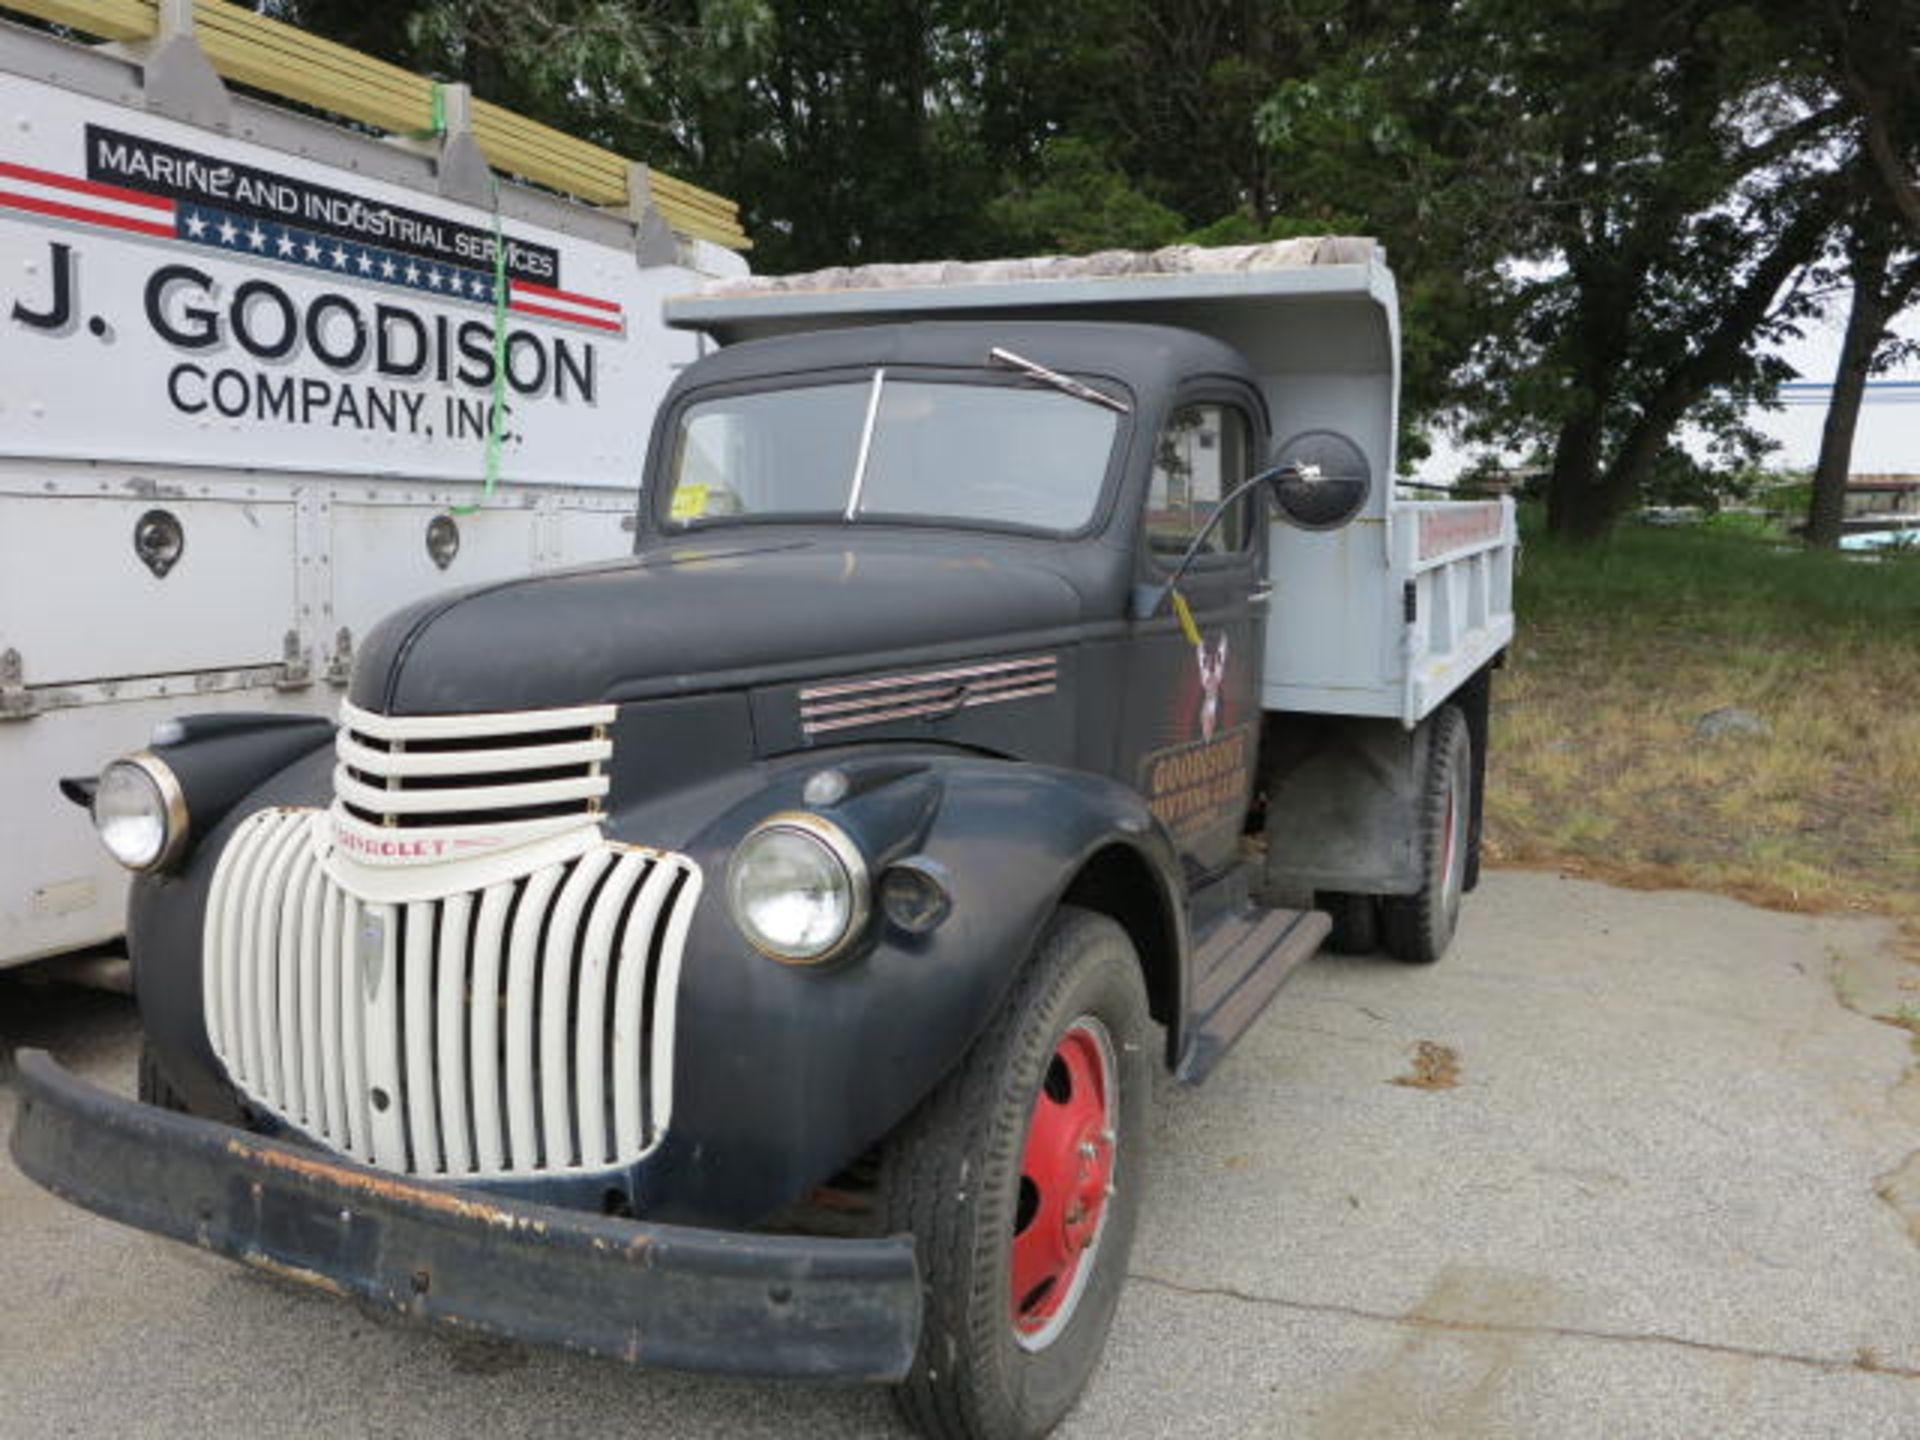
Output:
0,6,746,968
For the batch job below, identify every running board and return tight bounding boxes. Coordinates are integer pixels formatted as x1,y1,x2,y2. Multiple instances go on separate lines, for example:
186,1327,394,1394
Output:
1175,906,1331,1085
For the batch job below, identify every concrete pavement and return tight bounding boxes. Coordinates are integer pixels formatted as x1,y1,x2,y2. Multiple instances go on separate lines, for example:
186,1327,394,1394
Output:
4,871,1918,1437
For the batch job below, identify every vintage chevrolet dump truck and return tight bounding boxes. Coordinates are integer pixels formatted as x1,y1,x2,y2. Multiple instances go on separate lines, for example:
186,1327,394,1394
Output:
12,241,1515,1440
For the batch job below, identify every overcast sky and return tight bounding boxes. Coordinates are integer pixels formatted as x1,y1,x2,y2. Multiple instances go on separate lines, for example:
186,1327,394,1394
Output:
1414,291,1920,483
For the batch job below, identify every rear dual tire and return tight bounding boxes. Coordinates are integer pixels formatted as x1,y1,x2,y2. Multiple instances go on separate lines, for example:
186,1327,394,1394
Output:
1317,890,1380,955
1314,705,1472,964
1380,704,1472,965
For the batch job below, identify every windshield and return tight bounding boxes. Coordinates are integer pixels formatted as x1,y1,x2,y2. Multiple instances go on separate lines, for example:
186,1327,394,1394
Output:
666,372,1122,534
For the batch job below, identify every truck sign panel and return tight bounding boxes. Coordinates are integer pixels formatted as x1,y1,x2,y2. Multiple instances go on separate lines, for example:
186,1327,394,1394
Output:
0,77,683,485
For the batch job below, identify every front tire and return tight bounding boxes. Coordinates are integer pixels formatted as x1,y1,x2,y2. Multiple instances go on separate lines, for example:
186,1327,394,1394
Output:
1381,705,1472,965
880,907,1151,1440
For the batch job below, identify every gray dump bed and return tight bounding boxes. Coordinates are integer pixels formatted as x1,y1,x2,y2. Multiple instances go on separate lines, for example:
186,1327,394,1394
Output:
667,241,1513,725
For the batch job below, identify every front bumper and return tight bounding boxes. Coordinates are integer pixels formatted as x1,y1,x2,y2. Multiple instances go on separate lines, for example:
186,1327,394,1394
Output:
9,1050,921,1381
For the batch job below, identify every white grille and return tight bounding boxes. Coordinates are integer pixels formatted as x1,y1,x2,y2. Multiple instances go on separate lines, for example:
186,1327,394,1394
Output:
798,654,1057,736
333,701,615,862
204,808,701,1178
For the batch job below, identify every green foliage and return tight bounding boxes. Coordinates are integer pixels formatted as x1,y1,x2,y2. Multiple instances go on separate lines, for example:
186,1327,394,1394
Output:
1762,474,1817,518
1515,503,1920,643
1283,2,1849,537
403,2,674,110
987,138,1185,254
269,0,1906,540
1644,447,1734,514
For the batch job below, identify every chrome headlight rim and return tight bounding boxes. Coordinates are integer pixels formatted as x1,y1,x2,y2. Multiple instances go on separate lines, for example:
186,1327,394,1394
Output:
93,750,189,873
726,809,870,966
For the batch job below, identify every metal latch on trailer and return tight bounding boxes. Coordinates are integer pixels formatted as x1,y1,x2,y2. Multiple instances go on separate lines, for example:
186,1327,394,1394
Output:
0,648,35,721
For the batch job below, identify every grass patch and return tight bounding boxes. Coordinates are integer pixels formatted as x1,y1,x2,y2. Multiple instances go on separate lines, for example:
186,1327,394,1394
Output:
1486,513,1920,950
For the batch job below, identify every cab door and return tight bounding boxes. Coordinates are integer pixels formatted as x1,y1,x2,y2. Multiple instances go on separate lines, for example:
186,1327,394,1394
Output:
1119,395,1268,879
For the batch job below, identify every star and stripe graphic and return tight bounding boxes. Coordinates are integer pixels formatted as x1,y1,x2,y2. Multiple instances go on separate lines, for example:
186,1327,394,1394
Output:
0,156,174,237
0,156,623,334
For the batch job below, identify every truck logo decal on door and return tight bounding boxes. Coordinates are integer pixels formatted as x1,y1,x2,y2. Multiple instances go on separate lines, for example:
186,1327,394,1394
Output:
1136,628,1253,850
1195,633,1229,741
1139,724,1253,850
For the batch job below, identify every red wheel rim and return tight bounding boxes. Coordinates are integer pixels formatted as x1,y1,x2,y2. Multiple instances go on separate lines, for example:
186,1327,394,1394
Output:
1011,1016,1117,1350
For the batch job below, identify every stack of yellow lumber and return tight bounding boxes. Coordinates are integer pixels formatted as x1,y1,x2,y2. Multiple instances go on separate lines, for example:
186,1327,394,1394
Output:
3,0,749,249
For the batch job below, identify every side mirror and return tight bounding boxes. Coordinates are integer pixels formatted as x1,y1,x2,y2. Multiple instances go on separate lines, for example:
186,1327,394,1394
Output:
1265,430,1372,531
1128,429,1375,624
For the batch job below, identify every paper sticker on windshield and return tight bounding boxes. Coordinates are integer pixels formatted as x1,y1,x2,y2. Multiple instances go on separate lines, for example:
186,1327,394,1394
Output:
670,483,709,519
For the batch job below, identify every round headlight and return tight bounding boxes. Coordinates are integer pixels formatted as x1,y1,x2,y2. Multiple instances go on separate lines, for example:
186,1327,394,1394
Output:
726,813,868,964
92,753,187,872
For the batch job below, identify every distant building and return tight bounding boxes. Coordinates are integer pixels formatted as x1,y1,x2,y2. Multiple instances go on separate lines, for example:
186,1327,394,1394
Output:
1845,475,1920,518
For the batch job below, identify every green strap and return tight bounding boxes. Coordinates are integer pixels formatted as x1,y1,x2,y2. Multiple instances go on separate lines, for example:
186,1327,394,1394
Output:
401,81,448,141
408,83,509,518
455,207,509,517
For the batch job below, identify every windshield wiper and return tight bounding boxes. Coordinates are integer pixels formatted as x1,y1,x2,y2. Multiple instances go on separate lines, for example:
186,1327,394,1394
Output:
988,347,1131,414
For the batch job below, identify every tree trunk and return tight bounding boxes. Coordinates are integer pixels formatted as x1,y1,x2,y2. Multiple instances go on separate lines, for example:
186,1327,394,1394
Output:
1589,194,1837,534
1807,236,1895,547
1544,395,1614,539
1544,265,1631,541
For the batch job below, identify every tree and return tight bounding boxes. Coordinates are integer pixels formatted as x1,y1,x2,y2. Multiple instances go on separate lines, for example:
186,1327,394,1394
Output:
1821,0,1920,236
1784,0,1920,545
1248,2,1857,538
1804,205,1920,546
986,137,1185,253
1470,3,1847,539
269,0,1887,540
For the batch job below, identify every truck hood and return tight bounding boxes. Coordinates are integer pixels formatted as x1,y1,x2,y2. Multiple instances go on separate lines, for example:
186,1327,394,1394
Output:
349,532,1092,716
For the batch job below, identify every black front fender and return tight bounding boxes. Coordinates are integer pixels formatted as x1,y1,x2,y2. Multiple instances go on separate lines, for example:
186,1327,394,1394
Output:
125,739,1189,1233
650,752,1187,1225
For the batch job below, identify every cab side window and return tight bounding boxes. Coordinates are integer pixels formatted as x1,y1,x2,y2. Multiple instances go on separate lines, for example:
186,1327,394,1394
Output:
1145,403,1254,560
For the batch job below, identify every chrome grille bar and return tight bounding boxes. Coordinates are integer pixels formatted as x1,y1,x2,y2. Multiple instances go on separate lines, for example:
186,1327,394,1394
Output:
575,852,645,1168
614,861,679,1154
468,882,513,1172
332,700,616,852
294,859,327,1130
339,892,371,1159
435,891,474,1175
364,903,407,1170
204,810,699,1179
316,884,347,1146
542,850,614,1170
402,902,439,1174
504,864,564,1171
